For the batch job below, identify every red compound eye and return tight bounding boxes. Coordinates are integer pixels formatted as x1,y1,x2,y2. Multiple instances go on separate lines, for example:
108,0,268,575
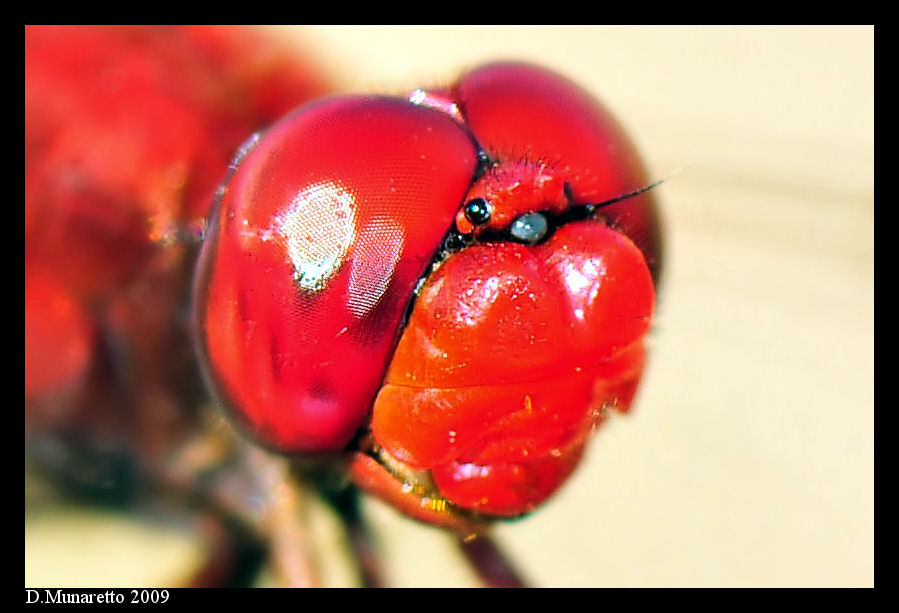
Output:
193,96,479,453
194,61,661,526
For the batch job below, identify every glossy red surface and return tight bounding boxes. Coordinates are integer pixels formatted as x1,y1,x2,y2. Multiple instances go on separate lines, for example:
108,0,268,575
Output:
451,63,663,284
357,64,660,517
372,222,654,515
29,34,661,524
194,97,478,453
195,61,661,518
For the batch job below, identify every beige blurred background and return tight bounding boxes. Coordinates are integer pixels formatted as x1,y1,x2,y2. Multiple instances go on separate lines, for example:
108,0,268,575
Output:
26,26,873,588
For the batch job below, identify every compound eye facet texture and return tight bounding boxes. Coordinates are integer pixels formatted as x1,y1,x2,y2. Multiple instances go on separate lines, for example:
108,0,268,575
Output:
194,96,478,453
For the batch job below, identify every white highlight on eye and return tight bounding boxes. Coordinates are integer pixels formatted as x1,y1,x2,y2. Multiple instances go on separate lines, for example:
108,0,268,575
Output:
347,215,405,318
408,88,462,121
275,181,357,292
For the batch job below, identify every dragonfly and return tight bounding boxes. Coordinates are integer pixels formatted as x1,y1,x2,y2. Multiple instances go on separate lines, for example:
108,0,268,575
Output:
25,25,661,588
